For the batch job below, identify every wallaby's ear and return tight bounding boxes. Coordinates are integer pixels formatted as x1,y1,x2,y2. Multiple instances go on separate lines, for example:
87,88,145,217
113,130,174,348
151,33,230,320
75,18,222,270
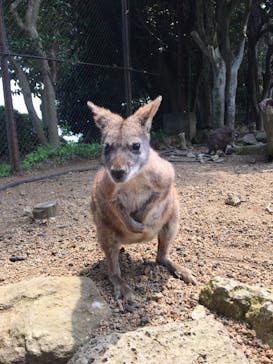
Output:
134,96,162,132
87,101,112,129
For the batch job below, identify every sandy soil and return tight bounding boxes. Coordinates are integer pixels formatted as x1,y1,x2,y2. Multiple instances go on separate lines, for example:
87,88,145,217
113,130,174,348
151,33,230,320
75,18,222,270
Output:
0,154,273,364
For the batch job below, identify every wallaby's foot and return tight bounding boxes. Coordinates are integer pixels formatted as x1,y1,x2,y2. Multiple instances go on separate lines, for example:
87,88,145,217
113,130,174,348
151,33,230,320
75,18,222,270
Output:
110,274,135,303
156,256,197,285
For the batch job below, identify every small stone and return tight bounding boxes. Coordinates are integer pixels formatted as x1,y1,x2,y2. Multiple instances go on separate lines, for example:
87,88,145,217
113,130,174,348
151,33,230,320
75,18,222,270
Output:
215,158,225,163
9,256,26,262
265,203,273,214
226,272,234,278
151,292,163,301
225,193,242,206
22,207,33,217
191,305,207,320
67,242,76,249
186,152,196,158
261,356,272,364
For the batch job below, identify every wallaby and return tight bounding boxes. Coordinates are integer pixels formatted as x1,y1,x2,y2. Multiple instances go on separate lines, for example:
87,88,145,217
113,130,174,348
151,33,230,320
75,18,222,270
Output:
207,127,240,154
87,96,196,303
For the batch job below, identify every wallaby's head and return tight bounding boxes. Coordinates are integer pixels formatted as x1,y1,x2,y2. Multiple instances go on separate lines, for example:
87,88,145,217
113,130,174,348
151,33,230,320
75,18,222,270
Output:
87,96,162,183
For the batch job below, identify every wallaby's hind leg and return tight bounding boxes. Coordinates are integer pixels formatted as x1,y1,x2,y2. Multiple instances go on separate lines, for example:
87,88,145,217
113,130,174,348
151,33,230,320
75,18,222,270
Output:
100,237,134,303
156,217,197,285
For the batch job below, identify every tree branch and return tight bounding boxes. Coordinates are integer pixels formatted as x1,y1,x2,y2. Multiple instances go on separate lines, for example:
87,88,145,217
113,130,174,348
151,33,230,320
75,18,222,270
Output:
25,0,42,37
258,23,273,40
233,38,246,69
195,0,206,40
242,0,253,37
9,57,47,144
11,0,42,38
10,0,26,31
191,31,210,59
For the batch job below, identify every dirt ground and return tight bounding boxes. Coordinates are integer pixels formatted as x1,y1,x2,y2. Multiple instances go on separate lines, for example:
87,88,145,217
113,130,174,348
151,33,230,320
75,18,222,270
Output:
0,153,273,364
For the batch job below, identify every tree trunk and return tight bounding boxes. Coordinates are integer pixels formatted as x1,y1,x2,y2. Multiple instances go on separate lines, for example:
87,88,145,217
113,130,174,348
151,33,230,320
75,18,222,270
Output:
157,52,178,112
259,98,273,160
211,50,226,128
246,42,261,128
40,71,60,148
10,58,47,145
262,44,273,100
225,39,246,128
10,0,60,148
195,58,213,129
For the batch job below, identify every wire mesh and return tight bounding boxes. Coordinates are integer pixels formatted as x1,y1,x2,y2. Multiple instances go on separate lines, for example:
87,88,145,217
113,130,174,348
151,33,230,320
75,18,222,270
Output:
0,0,160,164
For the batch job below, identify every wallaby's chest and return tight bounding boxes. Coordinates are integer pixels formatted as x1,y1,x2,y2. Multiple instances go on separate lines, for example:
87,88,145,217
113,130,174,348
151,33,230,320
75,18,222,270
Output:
114,182,153,213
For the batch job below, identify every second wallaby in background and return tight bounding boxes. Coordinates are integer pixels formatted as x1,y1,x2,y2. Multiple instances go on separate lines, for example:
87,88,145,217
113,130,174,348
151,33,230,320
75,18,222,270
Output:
88,96,196,303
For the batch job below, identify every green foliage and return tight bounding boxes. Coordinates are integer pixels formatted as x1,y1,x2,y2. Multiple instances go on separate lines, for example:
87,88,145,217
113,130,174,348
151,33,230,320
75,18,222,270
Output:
4,0,77,97
0,106,39,159
0,162,11,177
21,145,56,169
20,143,102,170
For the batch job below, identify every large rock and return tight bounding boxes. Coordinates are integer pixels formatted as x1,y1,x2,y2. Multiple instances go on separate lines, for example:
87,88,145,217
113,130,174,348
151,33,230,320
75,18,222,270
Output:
0,276,111,364
233,143,267,155
68,305,252,364
240,133,258,145
255,131,267,143
200,276,273,348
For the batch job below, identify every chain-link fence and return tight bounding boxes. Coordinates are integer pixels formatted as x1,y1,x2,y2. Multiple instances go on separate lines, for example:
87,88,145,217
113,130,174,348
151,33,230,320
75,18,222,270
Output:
0,0,162,167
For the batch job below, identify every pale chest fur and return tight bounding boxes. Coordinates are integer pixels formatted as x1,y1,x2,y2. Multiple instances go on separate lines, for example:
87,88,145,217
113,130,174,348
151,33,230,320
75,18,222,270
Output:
113,175,154,214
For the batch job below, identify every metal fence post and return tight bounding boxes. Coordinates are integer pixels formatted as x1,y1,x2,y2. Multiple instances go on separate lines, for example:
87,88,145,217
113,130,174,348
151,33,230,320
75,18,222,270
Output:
121,0,132,116
0,0,20,173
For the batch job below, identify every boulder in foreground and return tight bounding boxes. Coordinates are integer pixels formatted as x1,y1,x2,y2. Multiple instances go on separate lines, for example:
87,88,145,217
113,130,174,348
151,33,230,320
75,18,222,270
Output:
68,305,252,364
0,276,111,364
200,276,273,348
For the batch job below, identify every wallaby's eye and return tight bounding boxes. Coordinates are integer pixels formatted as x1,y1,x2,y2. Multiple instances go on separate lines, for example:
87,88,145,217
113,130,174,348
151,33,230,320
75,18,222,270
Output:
132,143,141,152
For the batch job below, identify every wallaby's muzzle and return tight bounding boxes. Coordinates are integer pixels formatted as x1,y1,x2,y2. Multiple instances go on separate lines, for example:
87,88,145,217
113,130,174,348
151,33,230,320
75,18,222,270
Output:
110,168,127,183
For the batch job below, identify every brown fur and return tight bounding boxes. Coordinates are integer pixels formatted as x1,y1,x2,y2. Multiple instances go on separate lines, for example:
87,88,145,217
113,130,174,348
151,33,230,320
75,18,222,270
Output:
207,127,239,154
88,97,196,302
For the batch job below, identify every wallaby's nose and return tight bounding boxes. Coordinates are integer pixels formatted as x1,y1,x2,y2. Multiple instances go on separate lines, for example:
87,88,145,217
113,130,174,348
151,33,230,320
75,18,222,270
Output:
111,169,126,182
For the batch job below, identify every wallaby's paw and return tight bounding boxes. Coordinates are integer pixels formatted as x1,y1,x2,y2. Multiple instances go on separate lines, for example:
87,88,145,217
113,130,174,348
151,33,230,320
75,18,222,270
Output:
113,279,135,304
156,256,197,285
131,210,144,223
130,219,145,233
173,266,197,285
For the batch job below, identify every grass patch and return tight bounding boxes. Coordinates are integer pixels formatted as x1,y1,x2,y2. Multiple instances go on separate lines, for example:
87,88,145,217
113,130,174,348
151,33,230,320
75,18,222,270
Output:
0,162,11,177
1,143,102,177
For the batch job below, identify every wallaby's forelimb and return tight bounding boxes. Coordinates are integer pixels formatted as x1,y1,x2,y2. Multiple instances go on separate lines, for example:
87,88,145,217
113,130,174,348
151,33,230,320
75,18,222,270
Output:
117,203,144,233
131,192,160,222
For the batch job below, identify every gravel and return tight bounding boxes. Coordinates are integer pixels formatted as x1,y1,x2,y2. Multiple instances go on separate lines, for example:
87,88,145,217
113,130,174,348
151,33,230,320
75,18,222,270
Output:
0,155,273,364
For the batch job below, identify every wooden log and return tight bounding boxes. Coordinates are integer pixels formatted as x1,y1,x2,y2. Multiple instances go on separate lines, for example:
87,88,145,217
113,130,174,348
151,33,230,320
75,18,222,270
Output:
233,144,266,155
259,98,273,160
33,200,57,219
